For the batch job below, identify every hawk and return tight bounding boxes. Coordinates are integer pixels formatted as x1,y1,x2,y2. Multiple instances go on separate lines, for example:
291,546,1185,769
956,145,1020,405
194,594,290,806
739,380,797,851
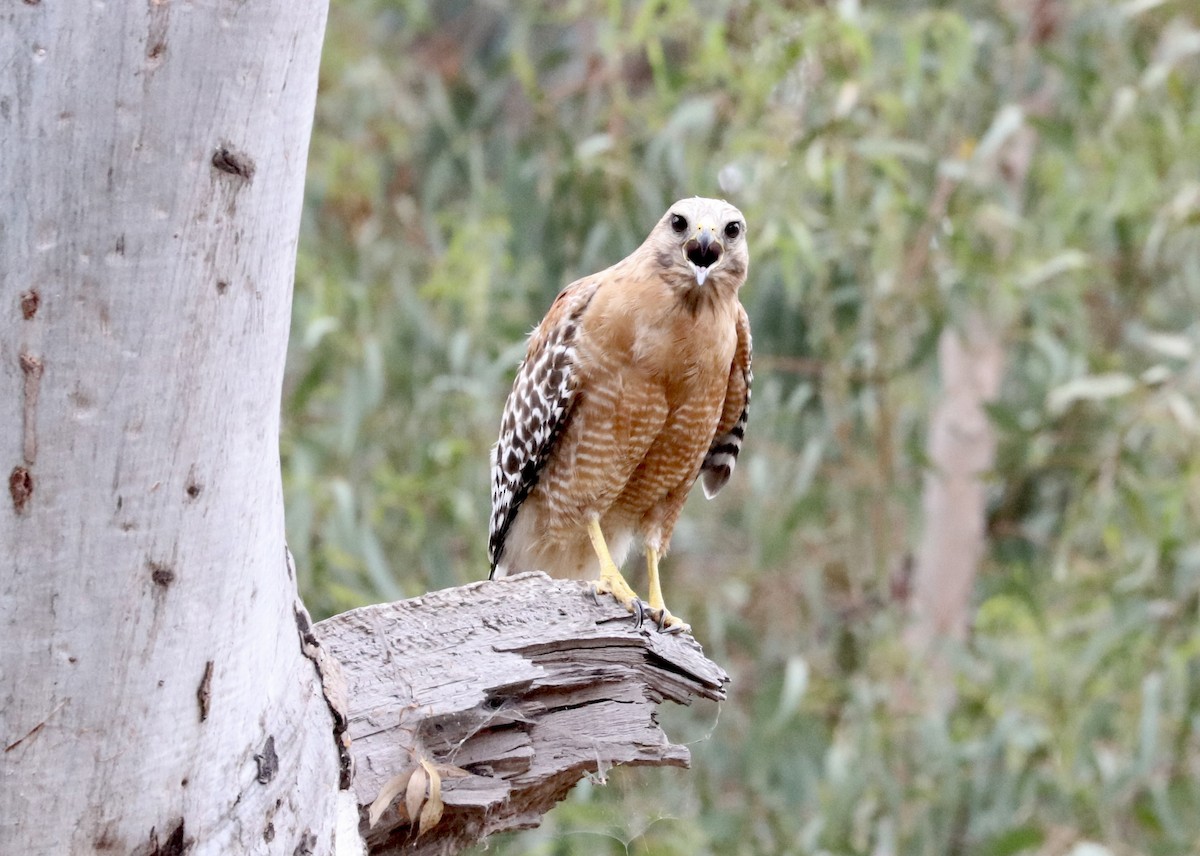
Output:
489,197,752,631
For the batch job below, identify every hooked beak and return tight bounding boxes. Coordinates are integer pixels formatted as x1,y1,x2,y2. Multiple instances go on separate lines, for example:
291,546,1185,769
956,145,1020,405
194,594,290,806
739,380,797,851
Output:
685,225,723,285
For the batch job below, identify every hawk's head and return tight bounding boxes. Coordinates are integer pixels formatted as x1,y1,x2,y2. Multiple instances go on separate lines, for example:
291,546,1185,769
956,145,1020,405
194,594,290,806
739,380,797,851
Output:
645,197,749,296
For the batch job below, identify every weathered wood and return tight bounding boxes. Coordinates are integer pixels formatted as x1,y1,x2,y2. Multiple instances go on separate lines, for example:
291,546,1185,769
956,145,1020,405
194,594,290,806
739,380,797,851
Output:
314,572,729,856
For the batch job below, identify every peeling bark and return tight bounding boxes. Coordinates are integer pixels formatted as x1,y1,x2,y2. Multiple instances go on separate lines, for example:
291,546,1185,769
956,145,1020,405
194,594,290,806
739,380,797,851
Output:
315,573,729,856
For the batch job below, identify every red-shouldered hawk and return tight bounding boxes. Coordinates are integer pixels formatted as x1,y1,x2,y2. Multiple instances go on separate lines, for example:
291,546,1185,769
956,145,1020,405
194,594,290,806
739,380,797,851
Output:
489,197,752,632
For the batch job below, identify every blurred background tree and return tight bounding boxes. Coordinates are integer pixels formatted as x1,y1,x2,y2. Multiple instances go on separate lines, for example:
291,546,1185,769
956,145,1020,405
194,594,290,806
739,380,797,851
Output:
286,0,1200,853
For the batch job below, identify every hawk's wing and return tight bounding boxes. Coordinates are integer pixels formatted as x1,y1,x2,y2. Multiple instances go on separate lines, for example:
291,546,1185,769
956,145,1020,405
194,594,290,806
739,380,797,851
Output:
701,302,753,498
489,279,599,575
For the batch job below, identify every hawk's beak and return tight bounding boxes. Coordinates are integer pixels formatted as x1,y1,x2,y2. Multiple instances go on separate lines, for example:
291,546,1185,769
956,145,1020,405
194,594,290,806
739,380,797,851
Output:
685,225,723,286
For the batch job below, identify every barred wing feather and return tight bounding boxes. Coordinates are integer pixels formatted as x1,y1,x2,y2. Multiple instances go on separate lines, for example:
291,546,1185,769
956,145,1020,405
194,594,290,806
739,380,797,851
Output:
488,282,598,574
700,303,753,498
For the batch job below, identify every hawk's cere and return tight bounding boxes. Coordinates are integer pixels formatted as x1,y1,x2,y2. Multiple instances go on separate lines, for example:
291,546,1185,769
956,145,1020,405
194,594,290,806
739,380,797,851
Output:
489,197,752,631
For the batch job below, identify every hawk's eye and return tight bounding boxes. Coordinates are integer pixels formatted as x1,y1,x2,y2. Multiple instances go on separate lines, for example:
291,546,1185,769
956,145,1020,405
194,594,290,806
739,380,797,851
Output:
724,221,742,240
670,214,688,233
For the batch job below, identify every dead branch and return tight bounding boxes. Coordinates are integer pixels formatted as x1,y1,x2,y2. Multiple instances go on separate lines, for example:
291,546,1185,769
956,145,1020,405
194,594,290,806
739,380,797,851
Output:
313,572,729,856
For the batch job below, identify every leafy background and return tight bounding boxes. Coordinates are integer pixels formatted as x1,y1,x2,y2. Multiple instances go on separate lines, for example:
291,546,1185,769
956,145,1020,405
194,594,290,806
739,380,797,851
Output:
285,1,1200,853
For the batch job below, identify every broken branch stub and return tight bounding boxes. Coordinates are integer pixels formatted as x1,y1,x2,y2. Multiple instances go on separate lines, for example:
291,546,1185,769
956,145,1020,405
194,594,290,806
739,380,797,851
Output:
313,572,729,856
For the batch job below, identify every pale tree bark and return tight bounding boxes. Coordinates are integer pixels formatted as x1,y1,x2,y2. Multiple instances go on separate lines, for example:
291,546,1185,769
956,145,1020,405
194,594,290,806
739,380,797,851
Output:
0,3,344,854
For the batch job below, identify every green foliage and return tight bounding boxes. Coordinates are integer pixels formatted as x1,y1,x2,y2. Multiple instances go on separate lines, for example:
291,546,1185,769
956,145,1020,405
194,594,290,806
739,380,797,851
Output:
287,1,1200,852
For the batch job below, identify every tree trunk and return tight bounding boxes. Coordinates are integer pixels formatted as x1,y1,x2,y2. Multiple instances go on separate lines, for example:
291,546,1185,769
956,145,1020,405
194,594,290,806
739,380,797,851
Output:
0,3,339,854
907,0,1052,666
907,316,1005,655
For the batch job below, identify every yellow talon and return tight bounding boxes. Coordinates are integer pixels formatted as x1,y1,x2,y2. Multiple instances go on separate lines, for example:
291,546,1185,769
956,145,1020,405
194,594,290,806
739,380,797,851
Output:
584,520,689,633
646,545,689,632
586,518,640,610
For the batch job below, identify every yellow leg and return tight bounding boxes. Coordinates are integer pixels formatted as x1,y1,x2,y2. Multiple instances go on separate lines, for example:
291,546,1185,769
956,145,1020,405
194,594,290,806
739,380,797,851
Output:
586,518,640,611
646,546,688,632
646,545,666,612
